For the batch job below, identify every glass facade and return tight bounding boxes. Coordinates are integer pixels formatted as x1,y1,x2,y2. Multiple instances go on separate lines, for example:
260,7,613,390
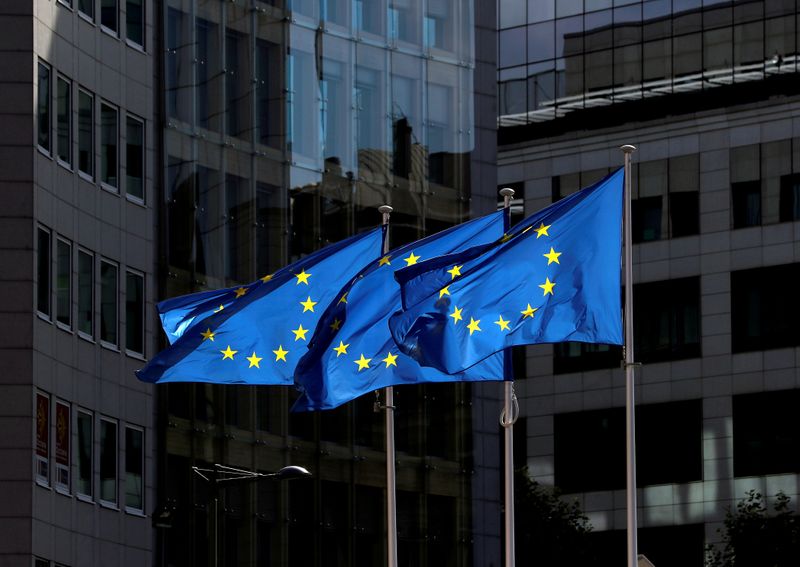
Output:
498,0,800,125
159,1,497,565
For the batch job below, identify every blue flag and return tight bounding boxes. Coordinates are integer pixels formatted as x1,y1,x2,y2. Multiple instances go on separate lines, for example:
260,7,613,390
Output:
292,211,510,411
136,228,383,385
389,169,624,374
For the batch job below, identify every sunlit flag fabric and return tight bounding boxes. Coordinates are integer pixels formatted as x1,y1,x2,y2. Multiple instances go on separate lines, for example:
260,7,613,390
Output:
388,168,624,375
136,228,383,385
292,211,510,411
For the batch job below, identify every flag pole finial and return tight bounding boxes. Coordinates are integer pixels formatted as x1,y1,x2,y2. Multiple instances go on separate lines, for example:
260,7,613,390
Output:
620,144,637,154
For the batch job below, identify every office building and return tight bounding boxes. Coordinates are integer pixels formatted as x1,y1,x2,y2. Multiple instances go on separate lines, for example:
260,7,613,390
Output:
498,1,800,565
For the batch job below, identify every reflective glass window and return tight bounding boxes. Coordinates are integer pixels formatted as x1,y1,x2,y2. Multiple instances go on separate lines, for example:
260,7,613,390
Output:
643,39,671,81
704,27,732,73
528,62,556,110
56,238,71,328
556,15,584,58
126,0,144,47
125,271,144,355
733,390,800,476
99,418,117,504
734,21,764,66
780,173,800,222
166,4,192,123
613,4,642,46
125,426,144,511
635,277,701,363
556,0,583,18
500,0,526,29
527,0,555,24
100,259,118,346
256,34,281,148
76,410,93,497
78,89,94,178
584,9,612,52
499,77,527,116
126,116,144,200
38,62,51,153
674,33,702,77
765,16,796,69
79,0,94,19
614,44,642,88
78,250,93,337
528,21,555,62
37,227,51,317
225,16,252,140
585,49,613,91
57,76,71,166
100,102,118,189
500,27,527,68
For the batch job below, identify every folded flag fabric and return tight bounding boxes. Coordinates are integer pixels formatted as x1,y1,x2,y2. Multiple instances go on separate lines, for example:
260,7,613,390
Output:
389,168,624,375
292,210,510,412
136,227,384,385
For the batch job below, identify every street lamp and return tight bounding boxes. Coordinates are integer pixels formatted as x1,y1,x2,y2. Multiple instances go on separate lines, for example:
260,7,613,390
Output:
192,464,312,567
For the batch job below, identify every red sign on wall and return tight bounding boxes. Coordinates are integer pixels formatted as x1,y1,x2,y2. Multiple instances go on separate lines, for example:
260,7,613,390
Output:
55,402,70,466
36,393,49,458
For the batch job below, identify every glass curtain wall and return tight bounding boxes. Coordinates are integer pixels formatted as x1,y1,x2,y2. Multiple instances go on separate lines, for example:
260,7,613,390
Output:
161,1,481,565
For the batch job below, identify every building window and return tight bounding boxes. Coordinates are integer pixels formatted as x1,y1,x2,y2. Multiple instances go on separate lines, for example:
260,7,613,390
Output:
101,0,118,34
733,390,800,477
38,62,51,153
125,115,144,201
635,277,701,363
77,249,94,338
637,400,702,486
35,392,50,485
100,259,118,346
731,263,800,352
56,76,72,166
100,102,118,190
632,196,663,243
553,341,621,374
124,425,144,512
668,154,700,237
78,0,93,20
76,410,93,497
55,401,71,491
125,270,144,355
99,417,118,505
56,238,71,328
732,181,762,228
78,89,94,179
126,0,144,48
35,558,49,567
37,227,51,318
779,173,800,222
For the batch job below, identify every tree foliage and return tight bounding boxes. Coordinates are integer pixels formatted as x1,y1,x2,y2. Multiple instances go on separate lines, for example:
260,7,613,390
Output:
515,468,595,566
705,490,800,567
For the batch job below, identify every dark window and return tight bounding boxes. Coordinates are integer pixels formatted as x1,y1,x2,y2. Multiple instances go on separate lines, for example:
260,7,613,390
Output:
589,524,705,567
77,250,93,337
38,62,51,153
100,102,118,189
56,238,71,328
555,400,703,493
669,191,699,237
513,416,527,467
100,260,118,345
78,0,93,19
76,410,93,497
732,180,762,228
553,341,621,374
731,263,800,352
779,173,800,222
635,277,701,363
124,426,144,511
126,116,144,200
56,76,71,165
733,390,800,477
37,227,51,317
125,271,144,355
101,0,118,33
632,196,663,243
78,89,94,178
99,418,117,504
126,0,144,47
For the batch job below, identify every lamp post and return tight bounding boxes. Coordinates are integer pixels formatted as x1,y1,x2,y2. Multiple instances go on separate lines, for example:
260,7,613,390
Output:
192,464,312,567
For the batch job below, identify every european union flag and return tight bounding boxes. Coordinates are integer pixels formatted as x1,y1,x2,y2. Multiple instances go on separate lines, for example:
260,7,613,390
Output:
136,228,383,385
292,211,510,411
389,169,624,374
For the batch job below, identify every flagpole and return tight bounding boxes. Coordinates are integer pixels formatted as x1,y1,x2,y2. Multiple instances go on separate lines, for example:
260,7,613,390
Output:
378,204,398,567
499,187,516,567
621,144,639,567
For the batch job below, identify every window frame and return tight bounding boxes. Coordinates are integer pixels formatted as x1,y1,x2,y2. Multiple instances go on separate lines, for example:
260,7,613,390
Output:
55,236,72,330
36,226,52,320
125,269,145,357
76,408,94,500
56,74,73,169
124,424,145,514
125,0,145,51
77,248,95,340
37,61,52,156
78,0,95,22
77,87,95,181
100,0,119,37
100,100,119,193
99,416,118,507
125,114,145,203
99,258,119,348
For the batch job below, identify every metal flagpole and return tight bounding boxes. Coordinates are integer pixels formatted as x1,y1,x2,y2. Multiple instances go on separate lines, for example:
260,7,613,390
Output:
499,188,517,567
621,144,639,567
378,204,398,567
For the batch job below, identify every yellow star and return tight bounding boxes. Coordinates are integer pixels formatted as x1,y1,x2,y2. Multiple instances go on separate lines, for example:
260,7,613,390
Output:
354,354,372,371
534,222,551,238
439,286,451,299
521,304,538,319
382,352,398,368
214,304,225,313
404,252,420,266
220,345,237,360
338,293,348,305
260,274,272,283
333,341,349,357
378,255,391,267
246,352,262,368
234,286,248,298
330,318,342,331
447,265,463,279
467,317,481,335
292,324,309,341
295,269,311,285
494,315,510,331
201,328,215,341
543,247,561,265
300,296,318,312
449,306,463,325
273,345,288,362
539,277,555,296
